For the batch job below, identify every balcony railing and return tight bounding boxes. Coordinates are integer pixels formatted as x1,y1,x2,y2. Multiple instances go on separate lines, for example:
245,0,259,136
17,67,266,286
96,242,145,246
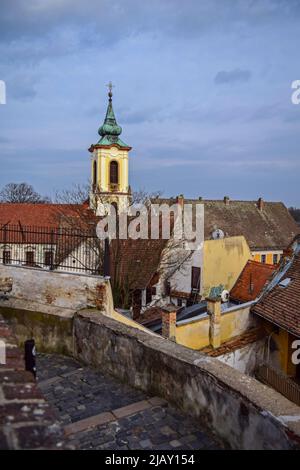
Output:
256,363,300,406
0,223,104,275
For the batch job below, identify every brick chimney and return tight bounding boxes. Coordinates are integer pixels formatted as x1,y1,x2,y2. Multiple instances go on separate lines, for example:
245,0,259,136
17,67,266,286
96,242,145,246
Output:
257,197,264,211
207,297,221,349
161,305,178,341
132,290,142,320
176,194,184,208
224,196,230,206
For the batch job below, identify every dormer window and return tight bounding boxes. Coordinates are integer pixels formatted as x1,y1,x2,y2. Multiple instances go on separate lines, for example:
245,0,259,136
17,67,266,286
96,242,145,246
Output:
279,278,292,288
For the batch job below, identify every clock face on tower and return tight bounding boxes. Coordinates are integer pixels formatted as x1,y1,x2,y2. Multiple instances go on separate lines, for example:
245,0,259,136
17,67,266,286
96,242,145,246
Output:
110,147,118,157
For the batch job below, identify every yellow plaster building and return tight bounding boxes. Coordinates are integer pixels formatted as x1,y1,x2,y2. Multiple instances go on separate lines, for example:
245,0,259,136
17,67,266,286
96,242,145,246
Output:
202,236,251,298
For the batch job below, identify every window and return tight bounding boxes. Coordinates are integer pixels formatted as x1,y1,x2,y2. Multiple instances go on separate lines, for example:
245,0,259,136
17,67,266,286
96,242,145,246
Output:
164,280,171,296
111,202,118,214
191,266,201,290
146,287,152,304
25,251,34,266
110,161,118,185
44,251,53,267
177,298,183,307
93,160,97,187
3,251,11,265
273,254,279,265
261,254,266,264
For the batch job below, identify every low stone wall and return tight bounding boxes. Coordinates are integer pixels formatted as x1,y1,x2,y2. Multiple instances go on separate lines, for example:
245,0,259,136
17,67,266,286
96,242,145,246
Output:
0,264,113,315
73,311,300,450
0,315,68,449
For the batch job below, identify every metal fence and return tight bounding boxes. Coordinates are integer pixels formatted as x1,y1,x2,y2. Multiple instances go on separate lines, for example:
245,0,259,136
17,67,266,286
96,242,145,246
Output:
256,363,300,406
0,223,104,275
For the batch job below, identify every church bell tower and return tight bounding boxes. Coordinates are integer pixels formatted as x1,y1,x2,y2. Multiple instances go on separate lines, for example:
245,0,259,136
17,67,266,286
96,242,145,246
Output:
89,83,132,215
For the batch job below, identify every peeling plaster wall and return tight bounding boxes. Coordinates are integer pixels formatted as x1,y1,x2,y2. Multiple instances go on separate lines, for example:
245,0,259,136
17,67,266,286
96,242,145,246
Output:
217,339,265,375
0,265,152,352
0,264,114,315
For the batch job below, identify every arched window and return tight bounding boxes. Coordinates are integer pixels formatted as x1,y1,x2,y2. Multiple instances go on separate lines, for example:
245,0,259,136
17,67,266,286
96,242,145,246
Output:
111,202,118,215
110,161,119,185
93,160,97,187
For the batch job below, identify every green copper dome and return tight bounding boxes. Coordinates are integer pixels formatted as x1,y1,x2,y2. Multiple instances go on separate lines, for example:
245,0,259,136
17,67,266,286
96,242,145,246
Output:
96,87,130,149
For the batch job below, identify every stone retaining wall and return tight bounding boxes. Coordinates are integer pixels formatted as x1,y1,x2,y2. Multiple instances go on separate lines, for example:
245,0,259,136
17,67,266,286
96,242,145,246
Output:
1,300,300,449
73,310,300,450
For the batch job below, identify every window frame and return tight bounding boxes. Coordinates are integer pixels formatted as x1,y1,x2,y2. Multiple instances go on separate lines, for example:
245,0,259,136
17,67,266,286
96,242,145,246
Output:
44,250,54,267
25,251,35,266
3,250,11,265
109,160,119,185
191,266,201,291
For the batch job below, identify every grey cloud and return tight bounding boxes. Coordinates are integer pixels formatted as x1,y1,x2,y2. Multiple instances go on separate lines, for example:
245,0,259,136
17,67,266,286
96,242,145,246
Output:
214,69,252,85
1,1,300,45
8,75,37,101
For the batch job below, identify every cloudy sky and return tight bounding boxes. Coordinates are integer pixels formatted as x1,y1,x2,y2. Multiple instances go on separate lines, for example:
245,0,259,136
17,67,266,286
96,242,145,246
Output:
0,0,300,205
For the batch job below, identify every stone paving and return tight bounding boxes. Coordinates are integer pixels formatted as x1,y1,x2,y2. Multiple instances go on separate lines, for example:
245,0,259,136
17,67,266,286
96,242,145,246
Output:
37,353,221,450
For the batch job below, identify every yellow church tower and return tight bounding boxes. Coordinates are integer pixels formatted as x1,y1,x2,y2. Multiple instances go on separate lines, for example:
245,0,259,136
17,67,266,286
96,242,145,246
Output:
89,83,132,215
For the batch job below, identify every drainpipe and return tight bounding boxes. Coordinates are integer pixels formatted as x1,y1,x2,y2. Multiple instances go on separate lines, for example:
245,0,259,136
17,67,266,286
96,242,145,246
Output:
207,297,222,349
265,330,276,381
267,331,276,364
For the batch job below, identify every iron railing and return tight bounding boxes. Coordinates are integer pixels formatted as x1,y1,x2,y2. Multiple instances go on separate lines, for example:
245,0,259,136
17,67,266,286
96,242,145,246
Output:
0,223,104,275
256,363,300,406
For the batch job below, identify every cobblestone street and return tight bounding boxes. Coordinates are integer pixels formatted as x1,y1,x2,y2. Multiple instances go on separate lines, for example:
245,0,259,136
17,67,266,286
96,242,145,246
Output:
37,354,221,450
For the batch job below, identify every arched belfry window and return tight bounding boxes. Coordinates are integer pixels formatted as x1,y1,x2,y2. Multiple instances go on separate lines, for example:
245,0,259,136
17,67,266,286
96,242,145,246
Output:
93,160,97,187
110,161,119,185
111,202,118,215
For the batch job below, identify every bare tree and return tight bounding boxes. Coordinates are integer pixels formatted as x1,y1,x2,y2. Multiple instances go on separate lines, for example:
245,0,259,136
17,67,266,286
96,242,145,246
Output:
53,184,192,311
110,198,193,311
0,182,50,203
55,183,89,205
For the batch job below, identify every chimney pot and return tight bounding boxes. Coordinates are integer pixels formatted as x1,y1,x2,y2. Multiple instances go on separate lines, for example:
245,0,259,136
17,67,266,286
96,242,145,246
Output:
258,197,264,211
176,194,184,207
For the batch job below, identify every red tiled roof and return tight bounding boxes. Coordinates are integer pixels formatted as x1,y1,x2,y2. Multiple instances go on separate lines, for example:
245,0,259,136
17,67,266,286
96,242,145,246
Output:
0,203,88,228
252,252,300,337
230,260,276,303
135,306,164,326
110,237,167,291
0,204,99,267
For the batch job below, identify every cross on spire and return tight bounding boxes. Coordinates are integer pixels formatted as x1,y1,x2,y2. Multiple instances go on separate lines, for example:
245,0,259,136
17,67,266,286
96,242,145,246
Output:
106,81,114,100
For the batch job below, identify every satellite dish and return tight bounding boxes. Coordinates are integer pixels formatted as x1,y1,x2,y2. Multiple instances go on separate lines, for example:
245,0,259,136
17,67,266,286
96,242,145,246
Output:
221,290,229,302
212,228,225,240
